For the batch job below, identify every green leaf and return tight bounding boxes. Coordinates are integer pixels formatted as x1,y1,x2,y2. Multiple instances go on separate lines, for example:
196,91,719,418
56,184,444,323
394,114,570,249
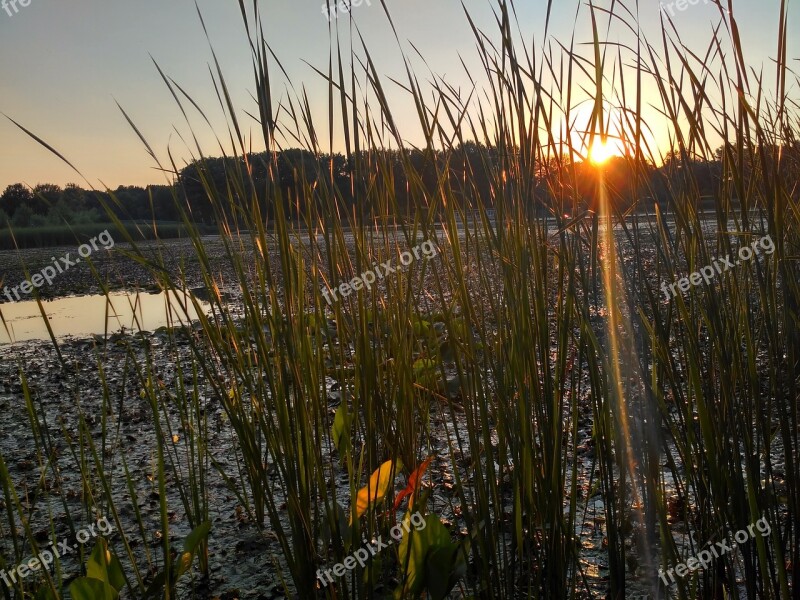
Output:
320,502,353,550
105,549,126,592
143,571,167,599
396,514,436,596
84,538,126,593
175,551,194,578
426,545,458,600
362,554,384,586
35,585,58,600
426,544,467,600
69,577,118,600
396,514,464,599
168,521,212,582
332,403,353,456
412,318,432,339
412,359,438,386
449,318,470,341
183,520,211,555
85,540,109,583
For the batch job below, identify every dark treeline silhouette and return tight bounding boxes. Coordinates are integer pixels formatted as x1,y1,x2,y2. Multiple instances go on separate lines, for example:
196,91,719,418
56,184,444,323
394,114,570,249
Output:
0,182,177,228
2,142,795,228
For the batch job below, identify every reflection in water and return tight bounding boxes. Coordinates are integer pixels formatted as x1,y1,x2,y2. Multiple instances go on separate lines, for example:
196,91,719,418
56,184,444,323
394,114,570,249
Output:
0,291,210,345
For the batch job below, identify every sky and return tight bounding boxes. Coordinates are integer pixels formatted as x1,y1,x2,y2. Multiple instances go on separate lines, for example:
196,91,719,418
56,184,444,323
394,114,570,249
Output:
0,0,795,191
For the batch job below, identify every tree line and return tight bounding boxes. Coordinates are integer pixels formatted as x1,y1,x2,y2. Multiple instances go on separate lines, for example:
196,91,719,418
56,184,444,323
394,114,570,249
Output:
1,142,793,229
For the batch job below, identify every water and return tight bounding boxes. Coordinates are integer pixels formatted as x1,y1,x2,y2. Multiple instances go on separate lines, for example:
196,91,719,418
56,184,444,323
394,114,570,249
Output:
0,291,210,345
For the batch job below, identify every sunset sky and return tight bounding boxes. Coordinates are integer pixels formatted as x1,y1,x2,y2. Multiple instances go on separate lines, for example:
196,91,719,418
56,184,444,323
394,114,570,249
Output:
0,0,795,190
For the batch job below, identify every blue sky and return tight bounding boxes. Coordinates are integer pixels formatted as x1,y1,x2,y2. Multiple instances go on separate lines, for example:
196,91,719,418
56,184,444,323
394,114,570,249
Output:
0,0,795,189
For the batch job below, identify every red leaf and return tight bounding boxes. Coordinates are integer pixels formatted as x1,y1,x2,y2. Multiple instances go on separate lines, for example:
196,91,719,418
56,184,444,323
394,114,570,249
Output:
392,456,433,512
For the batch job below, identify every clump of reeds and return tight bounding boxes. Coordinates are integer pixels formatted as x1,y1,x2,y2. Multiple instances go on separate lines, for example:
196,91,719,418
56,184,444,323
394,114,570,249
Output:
0,0,797,598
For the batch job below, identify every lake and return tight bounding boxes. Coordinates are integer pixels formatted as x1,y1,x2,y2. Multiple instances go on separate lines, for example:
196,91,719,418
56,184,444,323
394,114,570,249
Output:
0,290,210,345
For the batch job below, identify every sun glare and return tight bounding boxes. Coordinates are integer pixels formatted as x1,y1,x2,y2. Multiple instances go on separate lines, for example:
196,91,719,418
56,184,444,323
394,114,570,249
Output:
589,140,615,164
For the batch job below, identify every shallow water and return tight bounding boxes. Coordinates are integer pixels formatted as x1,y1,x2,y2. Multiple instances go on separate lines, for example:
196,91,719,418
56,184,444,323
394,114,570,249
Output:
0,290,210,344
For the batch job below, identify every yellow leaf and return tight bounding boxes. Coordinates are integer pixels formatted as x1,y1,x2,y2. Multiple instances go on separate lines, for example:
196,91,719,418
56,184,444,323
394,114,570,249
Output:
353,460,399,520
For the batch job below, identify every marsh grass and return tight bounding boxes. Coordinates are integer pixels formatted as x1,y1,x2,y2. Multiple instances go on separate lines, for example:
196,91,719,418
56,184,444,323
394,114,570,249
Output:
0,0,798,598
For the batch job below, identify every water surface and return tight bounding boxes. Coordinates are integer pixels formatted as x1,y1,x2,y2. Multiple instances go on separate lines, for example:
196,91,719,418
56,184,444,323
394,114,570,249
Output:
0,291,209,345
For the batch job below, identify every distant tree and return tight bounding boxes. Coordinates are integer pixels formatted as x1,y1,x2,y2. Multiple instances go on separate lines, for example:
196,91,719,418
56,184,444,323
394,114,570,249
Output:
32,184,62,215
10,204,33,227
0,208,8,226
0,183,34,218
149,185,178,221
179,159,233,224
47,199,75,225
114,186,150,220
61,183,87,212
73,208,101,224
83,189,111,217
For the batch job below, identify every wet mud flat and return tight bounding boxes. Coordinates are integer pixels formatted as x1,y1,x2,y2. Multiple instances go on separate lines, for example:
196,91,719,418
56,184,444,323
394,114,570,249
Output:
0,323,622,598
0,237,245,301
0,332,288,598
0,224,791,598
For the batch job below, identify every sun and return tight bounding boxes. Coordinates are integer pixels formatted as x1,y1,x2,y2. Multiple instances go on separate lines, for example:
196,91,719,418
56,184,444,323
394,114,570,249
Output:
589,139,616,165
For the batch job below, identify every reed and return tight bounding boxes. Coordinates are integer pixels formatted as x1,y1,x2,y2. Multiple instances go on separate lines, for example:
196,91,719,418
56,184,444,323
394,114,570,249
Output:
0,0,797,598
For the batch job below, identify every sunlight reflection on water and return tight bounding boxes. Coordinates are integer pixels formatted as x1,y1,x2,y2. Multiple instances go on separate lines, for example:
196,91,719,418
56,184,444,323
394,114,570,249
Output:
0,290,210,345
